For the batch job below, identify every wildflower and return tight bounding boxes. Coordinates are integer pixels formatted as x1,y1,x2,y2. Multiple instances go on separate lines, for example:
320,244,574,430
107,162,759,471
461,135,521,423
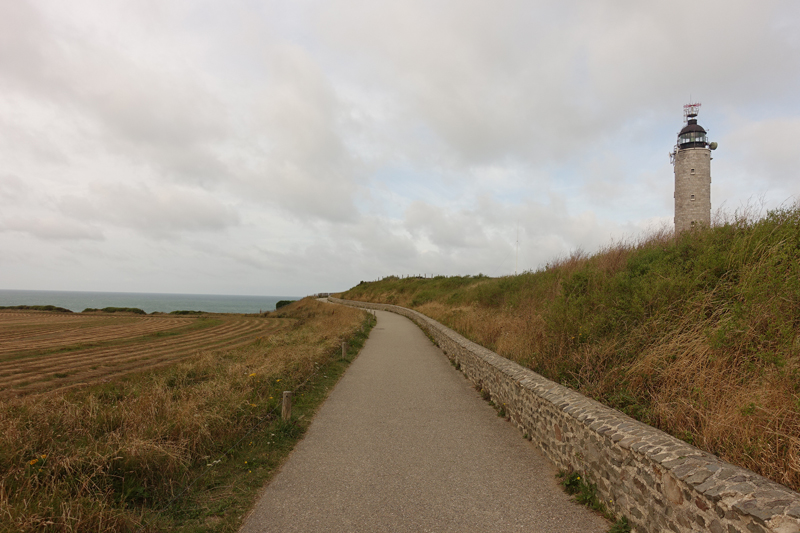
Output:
41,454,47,459
250,404,257,407
244,461,248,464
29,459,38,466
249,373,256,377
276,379,281,382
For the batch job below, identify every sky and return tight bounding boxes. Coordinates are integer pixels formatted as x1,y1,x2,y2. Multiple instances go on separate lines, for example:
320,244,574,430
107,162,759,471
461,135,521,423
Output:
1,1,799,297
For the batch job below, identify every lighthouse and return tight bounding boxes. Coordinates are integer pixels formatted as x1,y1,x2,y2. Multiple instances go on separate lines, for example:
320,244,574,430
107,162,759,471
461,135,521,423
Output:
671,103,717,234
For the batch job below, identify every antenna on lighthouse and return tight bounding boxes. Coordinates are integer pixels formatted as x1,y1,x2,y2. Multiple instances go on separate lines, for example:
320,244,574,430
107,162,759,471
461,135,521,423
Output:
683,102,701,123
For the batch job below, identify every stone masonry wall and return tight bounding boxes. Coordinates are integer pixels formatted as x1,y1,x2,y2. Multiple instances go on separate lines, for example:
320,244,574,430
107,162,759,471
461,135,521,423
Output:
674,147,712,234
330,297,800,533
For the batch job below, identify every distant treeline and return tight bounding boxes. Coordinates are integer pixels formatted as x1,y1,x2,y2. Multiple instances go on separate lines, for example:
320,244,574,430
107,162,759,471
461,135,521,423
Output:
0,306,212,315
0,305,73,313
2,305,210,316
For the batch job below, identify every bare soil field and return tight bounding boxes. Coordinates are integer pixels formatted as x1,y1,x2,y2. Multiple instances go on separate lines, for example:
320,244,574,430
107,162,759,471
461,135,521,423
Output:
0,311,285,396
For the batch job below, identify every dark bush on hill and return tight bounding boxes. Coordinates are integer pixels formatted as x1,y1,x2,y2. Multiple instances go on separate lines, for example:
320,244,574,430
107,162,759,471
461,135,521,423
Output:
275,300,296,309
82,307,147,315
0,305,72,313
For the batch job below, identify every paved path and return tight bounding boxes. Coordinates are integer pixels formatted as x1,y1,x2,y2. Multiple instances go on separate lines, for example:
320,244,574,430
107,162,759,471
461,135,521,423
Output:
241,310,608,532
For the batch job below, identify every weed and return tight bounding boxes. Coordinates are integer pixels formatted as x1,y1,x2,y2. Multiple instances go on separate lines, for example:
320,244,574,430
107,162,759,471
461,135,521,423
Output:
557,470,618,522
608,516,631,533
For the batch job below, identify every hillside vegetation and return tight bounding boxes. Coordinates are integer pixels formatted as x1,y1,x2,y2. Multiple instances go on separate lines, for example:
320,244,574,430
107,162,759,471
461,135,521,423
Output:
341,205,800,492
0,299,372,531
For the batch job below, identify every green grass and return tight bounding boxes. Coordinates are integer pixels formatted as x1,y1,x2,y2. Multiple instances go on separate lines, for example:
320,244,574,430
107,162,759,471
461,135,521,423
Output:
558,470,630,531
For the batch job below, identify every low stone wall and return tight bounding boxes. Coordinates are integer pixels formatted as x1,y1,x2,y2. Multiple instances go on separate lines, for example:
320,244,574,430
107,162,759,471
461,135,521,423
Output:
330,297,800,533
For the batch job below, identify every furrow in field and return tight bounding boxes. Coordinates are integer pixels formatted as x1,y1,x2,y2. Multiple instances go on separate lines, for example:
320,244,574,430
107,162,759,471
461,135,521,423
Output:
0,318,194,355
0,320,282,395
0,319,270,385
0,323,242,380
0,321,248,378
0,315,139,342
0,315,184,343
0,315,117,339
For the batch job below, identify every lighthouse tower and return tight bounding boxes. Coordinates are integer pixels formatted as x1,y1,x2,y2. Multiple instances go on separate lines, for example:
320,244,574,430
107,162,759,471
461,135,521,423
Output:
671,103,717,234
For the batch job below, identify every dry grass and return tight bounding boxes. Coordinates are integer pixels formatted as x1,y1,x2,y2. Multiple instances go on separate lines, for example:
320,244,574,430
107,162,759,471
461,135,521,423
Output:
0,299,367,531
342,204,800,492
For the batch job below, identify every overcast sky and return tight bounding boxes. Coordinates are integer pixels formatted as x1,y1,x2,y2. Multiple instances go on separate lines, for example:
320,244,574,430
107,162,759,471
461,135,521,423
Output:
1,1,799,296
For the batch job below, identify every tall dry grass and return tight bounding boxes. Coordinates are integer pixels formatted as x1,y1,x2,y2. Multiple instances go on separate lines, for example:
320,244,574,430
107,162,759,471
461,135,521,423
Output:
342,204,800,492
0,299,366,531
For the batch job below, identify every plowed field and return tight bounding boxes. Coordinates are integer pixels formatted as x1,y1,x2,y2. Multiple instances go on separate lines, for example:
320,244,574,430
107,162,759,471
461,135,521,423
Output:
0,311,286,396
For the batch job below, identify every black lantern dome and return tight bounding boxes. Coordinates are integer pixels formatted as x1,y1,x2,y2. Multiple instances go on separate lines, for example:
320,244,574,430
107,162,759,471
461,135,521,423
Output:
678,118,708,149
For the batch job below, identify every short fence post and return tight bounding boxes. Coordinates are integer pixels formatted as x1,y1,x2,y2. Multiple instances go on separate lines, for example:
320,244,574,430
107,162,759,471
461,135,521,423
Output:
341,341,348,360
282,391,292,420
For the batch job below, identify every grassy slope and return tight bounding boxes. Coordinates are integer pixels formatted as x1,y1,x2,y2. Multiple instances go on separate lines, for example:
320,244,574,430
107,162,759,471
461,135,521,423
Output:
0,299,373,532
341,205,800,492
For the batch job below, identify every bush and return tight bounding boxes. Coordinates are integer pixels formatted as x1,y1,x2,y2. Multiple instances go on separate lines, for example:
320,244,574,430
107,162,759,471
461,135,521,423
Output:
82,307,147,315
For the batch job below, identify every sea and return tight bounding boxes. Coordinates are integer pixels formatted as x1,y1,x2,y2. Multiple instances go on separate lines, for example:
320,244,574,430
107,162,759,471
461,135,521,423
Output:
0,289,301,314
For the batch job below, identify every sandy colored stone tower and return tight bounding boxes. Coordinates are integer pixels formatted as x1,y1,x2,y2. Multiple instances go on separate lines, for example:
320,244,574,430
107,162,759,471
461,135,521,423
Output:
671,103,717,234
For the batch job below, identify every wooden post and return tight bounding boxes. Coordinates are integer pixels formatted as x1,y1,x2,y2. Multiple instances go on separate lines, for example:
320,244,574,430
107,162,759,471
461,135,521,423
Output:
282,391,292,420
341,341,348,360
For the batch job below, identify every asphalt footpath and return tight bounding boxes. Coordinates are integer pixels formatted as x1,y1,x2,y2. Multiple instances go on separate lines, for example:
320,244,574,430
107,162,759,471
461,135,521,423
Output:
240,309,609,532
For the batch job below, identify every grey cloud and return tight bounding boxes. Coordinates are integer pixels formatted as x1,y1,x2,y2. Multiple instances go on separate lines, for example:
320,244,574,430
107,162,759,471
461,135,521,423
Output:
313,0,800,170
237,43,362,222
0,215,104,241
0,174,27,202
723,118,800,189
59,182,240,237
405,201,490,250
0,1,229,184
